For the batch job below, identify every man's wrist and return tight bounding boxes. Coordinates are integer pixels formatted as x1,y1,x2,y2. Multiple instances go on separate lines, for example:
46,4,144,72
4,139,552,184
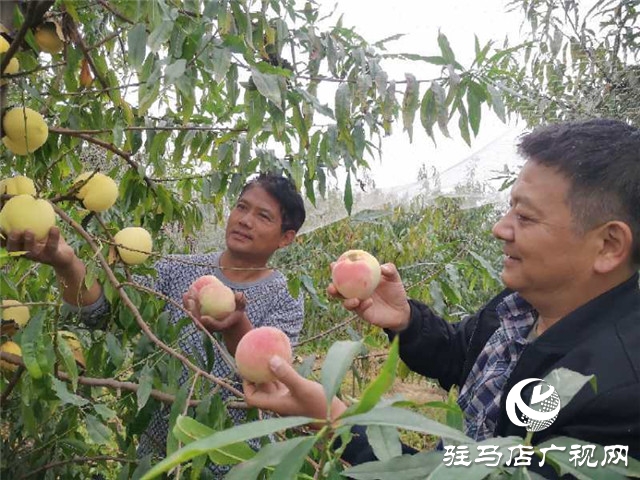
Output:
390,301,412,333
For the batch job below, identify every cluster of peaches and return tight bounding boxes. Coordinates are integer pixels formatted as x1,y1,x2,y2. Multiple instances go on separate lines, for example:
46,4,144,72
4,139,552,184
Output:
193,250,381,385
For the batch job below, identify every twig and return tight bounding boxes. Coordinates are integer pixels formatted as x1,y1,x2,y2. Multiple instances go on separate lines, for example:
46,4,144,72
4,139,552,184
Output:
0,365,25,404
4,61,67,79
41,82,146,97
49,125,247,134
48,126,155,189
19,455,137,479
97,0,134,25
0,352,248,410
121,282,237,373
0,1,55,73
294,315,358,347
50,204,244,398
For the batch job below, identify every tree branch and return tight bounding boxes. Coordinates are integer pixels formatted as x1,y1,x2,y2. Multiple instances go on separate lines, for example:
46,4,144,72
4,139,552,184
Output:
19,455,137,479
0,351,248,410
48,126,156,189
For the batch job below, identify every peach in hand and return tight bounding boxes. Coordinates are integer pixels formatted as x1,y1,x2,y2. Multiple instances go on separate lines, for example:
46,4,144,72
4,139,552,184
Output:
189,275,236,320
235,326,292,384
0,194,56,241
331,249,381,300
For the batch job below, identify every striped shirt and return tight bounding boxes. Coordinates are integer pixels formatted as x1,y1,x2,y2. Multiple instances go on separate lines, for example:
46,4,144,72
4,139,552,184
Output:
457,292,538,440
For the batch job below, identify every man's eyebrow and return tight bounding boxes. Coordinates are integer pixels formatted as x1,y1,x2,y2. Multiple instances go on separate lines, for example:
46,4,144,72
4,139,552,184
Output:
510,194,544,215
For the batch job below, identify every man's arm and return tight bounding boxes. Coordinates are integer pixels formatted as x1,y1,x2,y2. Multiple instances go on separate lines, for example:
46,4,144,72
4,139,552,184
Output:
390,291,507,391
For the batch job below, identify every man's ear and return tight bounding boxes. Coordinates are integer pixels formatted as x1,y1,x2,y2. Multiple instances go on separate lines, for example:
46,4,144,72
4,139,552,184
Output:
593,221,634,274
278,230,296,249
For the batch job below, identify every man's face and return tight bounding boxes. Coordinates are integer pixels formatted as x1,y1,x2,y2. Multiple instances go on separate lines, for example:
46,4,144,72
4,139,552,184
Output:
492,161,601,300
225,185,294,260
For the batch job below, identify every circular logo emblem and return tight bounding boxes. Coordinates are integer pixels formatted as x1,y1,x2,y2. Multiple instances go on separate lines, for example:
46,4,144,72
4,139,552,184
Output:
505,378,561,432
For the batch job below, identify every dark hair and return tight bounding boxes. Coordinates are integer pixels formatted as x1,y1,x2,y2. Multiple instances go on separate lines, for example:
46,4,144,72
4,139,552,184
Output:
240,173,306,233
518,118,640,266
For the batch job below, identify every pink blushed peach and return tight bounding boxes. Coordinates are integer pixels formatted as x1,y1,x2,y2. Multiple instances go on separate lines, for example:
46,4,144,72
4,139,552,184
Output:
331,249,381,300
189,275,236,320
235,326,292,384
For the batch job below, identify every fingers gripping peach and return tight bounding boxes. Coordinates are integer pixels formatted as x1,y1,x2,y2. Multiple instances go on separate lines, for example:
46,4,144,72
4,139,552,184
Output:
331,249,381,300
189,275,236,320
235,326,292,384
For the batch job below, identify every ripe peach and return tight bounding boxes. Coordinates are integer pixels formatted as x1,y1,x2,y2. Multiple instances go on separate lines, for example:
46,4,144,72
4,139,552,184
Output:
73,172,119,212
34,24,64,54
0,175,37,196
1,107,49,155
113,227,152,265
235,326,292,384
189,275,236,320
0,194,56,241
1,299,30,329
0,341,22,374
331,249,381,300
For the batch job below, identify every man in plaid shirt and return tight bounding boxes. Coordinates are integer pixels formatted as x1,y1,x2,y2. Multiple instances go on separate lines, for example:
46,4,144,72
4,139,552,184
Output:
244,119,640,475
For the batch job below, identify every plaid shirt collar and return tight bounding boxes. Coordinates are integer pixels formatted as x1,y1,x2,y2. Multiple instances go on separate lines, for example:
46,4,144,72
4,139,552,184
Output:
457,292,538,440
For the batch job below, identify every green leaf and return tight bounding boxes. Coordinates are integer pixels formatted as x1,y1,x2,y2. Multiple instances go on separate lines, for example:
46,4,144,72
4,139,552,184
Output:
543,368,595,410
468,250,501,282
94,404,117,421
428,280,446,315
349,337,400,415
166,385,189,456
487,84,506,122
402,73,420,142
137,364,153,411
321,340,363,406
422,437,522,479
437,31,456,64
51,376,89,407
335,83,351,133
105,333,125,368
457,103,471,146
148,21,174,52
271,436,316,480
420,88,437,140
20,312,47,379
173,416,256,466
297,88,334,119
56,332,79,390
343,172,353,215
128,23,147,69
367,425,402,462
165,59,186,84
250,68,283,110
212,46,232,82
225,437,315,480
141,416,313,479
85,414,113,445
467,87,482,136
341,407,471,443
344,450,444,479
131,455,152,480
431,82,450,138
